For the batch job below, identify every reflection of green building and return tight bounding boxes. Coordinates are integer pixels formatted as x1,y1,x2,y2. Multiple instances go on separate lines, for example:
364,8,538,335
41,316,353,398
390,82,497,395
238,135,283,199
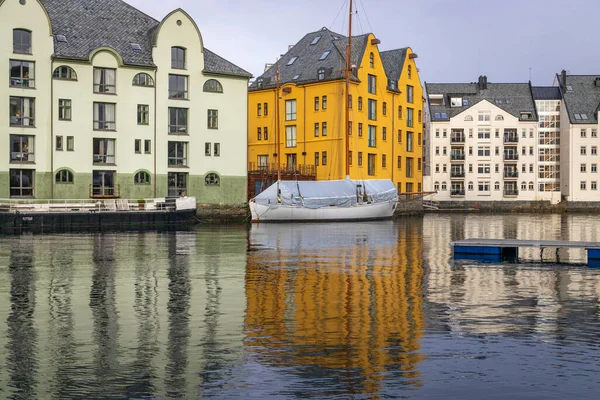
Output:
245,221,426,395
0,230,248,398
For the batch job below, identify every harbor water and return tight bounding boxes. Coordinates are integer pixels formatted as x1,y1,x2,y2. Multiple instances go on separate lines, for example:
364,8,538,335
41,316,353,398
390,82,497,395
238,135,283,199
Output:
1,214,600,399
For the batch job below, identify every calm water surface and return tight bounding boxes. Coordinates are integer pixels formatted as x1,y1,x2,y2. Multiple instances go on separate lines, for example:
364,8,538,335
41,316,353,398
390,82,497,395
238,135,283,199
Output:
1,214,600,399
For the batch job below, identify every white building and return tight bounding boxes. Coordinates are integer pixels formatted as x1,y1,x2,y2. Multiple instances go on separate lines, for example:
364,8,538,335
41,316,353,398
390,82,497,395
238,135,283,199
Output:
554,71,600,201
1,0,251,204
424,76,555,203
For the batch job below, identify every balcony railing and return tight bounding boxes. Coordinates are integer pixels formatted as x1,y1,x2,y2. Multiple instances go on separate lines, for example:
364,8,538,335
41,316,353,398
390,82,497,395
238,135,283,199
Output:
451,190,466,197
450,154,465,161
504,154,519,161
10,151,35,163
90,184,120,198
451,171,465,178
503,189,519,197
248,162,316,177
451,136,465,143
504,135,519,143
503,171,519,179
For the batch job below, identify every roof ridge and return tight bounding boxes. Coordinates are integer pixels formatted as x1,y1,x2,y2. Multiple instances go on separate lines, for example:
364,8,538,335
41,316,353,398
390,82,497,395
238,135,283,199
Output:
110,0,160,24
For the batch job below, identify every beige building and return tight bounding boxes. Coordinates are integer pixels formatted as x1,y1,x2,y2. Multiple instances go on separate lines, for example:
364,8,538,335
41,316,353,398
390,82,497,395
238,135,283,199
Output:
1,0,251,204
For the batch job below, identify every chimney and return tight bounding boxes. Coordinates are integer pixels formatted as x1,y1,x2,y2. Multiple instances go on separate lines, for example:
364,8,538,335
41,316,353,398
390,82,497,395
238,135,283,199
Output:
478,75,487,90
561,70,567,91
484,75,488,89
264,63,273,73
595,77,600,88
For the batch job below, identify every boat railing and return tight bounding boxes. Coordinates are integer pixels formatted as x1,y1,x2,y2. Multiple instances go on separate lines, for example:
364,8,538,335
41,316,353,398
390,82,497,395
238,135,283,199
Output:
0,197,195,213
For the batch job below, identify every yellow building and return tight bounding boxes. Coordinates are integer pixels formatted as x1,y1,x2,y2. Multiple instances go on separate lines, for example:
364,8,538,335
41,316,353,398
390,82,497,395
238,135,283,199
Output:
248,28,423,193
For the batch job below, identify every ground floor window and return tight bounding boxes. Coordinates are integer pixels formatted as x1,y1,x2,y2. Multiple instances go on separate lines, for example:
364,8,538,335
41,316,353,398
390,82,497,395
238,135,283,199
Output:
169,172,188,196
10,169,34,197
92,170,117,197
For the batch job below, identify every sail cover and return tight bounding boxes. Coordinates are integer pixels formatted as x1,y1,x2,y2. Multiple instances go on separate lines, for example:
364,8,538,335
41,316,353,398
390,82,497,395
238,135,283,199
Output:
252,179,398,209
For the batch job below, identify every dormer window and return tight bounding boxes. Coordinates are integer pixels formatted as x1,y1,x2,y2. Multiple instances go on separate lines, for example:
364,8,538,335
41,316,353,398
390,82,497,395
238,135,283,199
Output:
13,29,31,54
287,56,298,66
450,97,463,107
388,79,396,90
463,99,470,106
318,68,325,80
311,36,321,45
93,68,116,94
520,112,532,120
319,51,330,61
257,78,263,88
574,113,588,120
429,94,444,106
171,46,185,69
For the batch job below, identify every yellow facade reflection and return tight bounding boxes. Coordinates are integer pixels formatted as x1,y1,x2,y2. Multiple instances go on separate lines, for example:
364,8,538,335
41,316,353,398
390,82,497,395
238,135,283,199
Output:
245,221,425,395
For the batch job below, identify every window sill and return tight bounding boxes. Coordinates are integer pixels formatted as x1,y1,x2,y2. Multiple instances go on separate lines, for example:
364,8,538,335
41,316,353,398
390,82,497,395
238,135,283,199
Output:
53,78,78,82
93,163,116,166
169,132,189,136
168,97,189,101
56,182,74,185
168,165,189,169
10,124,36,128
138,123,150,126
58,119,72,122
10,161,35,165
93,129,117,132
93,92,117,95
9,85,36,90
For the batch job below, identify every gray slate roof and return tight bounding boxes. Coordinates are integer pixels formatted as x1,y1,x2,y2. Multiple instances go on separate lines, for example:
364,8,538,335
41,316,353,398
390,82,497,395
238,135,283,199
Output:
249,27,407,90
380,48,407,82
425,81,538,122
532,86,561,100
558,75,600,124
39,0,251,77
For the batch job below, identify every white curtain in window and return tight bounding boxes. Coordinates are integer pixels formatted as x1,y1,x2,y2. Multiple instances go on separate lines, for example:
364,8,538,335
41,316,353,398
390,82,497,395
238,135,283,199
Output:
22,98,32,126
106,69,115,89
106,139,115,163
94,68,102,85
106,104,115,123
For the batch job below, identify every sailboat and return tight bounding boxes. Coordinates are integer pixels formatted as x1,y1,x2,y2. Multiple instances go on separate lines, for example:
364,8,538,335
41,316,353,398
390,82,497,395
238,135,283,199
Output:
249,0,398,222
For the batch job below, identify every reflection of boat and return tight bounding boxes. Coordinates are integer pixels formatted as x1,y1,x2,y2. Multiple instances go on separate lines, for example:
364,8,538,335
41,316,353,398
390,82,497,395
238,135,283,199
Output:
0,196,198,233
250,179,397,222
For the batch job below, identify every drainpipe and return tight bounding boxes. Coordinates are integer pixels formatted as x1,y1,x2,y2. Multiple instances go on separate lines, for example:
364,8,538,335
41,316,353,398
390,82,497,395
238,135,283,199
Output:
391,92,395,185
50,59,54,199
153,68,157,198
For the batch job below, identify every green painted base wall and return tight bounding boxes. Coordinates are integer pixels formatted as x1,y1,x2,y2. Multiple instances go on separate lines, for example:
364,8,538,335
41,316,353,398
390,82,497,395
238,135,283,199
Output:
1,171,248,205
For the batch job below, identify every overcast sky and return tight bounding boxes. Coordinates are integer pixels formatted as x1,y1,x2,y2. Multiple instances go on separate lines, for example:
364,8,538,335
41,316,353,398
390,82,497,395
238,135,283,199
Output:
124,0,598,86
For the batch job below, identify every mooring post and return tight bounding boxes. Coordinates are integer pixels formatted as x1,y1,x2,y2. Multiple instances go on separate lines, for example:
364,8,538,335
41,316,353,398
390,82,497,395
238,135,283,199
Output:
556,248,560,263
540,248,544,262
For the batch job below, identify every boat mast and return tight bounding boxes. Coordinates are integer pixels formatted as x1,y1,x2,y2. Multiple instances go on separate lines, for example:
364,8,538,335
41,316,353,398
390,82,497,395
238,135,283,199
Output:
275,61,281,182
344,0,353,179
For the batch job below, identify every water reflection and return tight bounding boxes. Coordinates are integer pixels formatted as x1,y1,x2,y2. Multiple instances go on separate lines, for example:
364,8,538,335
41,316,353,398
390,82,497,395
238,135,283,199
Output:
7,239,37,400
165,232,192,398
245,220,426,397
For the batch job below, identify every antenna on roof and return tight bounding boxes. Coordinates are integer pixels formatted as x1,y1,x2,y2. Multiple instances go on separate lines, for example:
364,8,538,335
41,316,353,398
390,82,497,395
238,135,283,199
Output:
529,68,532,82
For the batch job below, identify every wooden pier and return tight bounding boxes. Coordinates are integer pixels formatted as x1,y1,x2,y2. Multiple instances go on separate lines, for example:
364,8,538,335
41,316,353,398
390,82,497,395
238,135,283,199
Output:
450,239,600,267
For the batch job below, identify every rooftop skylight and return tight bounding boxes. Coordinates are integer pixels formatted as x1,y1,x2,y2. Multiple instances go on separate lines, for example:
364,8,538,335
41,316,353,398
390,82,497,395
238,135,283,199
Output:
311,36,321,45
319,51,331,61
130,43,142,51
287,56,298,66
55,35,67,43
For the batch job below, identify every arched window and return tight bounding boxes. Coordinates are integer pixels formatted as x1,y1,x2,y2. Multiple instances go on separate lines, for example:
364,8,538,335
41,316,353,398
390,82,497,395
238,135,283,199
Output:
529,181,534,191
13,29,32,54
408,65,412,79
55,169,73,183
134,171,151,185
171,46,185,69
495,181,500,191
434,181,440,191
369,52,374,68
495,115,504,121
205,172,220,186
203,79,223,93
441,182,447,191
132,73,154,87
521,181,527,191
53,66,77,80
468,182,474,191
464,115,473,121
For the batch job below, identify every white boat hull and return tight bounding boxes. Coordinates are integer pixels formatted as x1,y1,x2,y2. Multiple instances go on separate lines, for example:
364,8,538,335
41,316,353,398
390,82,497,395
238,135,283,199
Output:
249,199,397,222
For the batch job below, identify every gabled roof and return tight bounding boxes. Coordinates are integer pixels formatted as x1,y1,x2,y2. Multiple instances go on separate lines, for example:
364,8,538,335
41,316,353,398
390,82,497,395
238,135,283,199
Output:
249,27,409,91
425,81,538,122
38,0,251,77
380,48,407,82
557,74,600,124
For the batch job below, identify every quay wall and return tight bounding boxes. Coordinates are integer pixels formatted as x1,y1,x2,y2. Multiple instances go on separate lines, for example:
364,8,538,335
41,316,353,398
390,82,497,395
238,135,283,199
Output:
425,201,600,213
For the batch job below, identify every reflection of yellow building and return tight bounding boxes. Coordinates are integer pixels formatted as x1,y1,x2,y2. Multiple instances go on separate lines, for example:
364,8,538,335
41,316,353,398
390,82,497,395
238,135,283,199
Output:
245,222,425,395
248,28,423,193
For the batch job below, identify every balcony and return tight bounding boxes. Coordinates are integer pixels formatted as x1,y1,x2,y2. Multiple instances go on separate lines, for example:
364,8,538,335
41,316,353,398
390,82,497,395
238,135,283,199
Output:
504,135,519,143
451,136,465,143
503,189,519,197
451,171,465,178
451,189,466,197
90,184,120,199
450,153,465,161
504,154,519,161
503,171,519,179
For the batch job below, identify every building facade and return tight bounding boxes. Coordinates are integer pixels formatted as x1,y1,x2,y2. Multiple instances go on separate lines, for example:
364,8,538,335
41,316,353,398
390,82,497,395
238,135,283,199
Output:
425,72,600,204
247,28,423,194
1,0,251,204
